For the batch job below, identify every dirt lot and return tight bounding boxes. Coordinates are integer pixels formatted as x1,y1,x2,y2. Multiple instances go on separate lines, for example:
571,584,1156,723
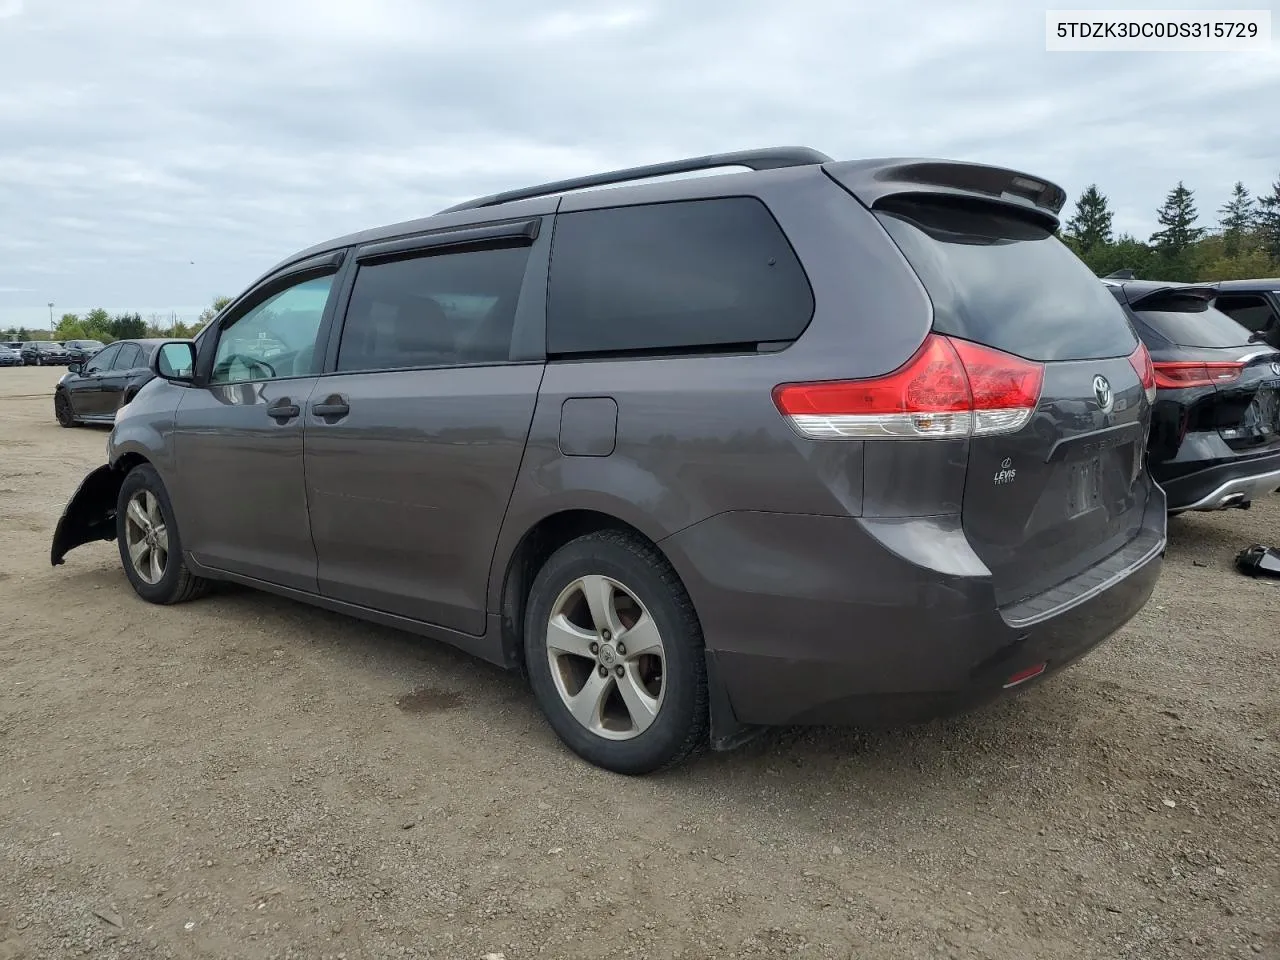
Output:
0,365,1277,960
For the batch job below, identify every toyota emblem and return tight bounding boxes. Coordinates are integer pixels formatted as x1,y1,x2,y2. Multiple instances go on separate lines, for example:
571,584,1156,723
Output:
1092,374,1113,412
1271,360,1280,378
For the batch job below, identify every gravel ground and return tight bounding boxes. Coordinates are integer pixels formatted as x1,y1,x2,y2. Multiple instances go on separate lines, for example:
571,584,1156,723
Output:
1,365,1277,960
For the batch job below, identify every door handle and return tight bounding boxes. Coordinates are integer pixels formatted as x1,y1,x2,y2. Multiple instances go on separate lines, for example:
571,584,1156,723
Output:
267,401,300,421
311,399,350,419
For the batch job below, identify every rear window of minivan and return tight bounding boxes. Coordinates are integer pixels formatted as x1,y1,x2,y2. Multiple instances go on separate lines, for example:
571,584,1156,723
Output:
875,197,1137,362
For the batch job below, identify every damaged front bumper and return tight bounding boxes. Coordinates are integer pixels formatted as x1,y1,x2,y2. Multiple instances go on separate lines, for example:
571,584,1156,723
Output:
50,463,124,566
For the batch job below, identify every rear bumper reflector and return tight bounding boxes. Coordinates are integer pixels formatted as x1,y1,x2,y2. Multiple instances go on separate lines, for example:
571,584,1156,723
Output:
1003,662,1047,688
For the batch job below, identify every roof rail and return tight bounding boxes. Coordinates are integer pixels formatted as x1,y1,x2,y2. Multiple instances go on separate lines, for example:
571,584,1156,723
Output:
437,146,832,214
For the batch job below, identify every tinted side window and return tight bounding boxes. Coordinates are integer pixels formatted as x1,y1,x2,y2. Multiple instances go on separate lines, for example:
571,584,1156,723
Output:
875,198,1137,362
336,245,531,373
1215,294,1277,334
547,197,813,356
113,344,143,370
85,344,120,373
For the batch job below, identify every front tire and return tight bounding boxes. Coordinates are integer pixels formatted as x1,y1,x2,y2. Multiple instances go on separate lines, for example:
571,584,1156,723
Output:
117,465,209,605
524,530,708,774
54,390,78,427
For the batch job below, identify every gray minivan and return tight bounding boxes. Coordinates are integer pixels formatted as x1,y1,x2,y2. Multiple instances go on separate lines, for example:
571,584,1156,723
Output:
51,147,1166,773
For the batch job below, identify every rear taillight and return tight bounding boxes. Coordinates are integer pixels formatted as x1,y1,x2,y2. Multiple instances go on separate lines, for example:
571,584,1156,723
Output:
1151,361,1243,390
1127,343,1158,404
773,334,1044,440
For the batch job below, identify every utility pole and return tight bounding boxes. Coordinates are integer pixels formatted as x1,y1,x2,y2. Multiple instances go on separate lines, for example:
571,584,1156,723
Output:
48,302,54,334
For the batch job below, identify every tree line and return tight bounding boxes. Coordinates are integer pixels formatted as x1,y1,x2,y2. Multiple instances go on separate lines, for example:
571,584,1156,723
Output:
2,296,231,344
1062,174,1280,282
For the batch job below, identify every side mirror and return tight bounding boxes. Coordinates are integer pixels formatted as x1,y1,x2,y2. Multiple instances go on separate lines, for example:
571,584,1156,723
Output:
153,341,197,383
68,362,82,375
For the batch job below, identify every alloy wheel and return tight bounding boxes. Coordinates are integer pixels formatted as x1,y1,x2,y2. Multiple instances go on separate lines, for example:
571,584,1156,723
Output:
123,490,169,585
545,574,667,740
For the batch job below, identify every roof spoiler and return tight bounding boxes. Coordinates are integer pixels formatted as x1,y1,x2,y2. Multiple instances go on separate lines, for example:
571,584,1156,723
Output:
825,158,1068,228
1126,284,1218,309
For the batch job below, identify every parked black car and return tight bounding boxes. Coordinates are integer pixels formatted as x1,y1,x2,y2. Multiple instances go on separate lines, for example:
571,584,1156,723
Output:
54,339,173,427
0,343,22,367
63,339,107,364
1209,279,1280,351
21,341,71,365
1105,279,1280,512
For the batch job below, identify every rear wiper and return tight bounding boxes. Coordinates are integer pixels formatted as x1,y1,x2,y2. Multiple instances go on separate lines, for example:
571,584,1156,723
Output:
1248,331,1271,343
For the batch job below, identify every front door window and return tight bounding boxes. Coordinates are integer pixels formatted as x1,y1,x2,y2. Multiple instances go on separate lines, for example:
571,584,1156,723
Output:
211,274,335,384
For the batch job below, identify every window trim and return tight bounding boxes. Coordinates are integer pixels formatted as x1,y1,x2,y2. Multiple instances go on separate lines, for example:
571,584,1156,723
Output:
196,252,350,386
320,217,550,376
355,218,540,265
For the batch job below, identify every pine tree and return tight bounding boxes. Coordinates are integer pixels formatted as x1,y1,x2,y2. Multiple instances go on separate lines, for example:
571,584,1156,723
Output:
1219,181,1257,257
1064,184,1114,254
1150,182,1206,257
1257,175,1280,262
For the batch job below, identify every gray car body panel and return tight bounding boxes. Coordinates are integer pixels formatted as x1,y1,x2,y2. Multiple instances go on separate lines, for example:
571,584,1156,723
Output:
53,150,1166,748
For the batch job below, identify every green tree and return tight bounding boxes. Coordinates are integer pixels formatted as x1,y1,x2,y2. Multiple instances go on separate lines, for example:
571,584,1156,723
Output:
1064,184,1114,254
81,308,113,342
109,312,147,340
197,294,232,329
1257,175,1280,262
54,313,89,342
1081,233,1154,279
1150,182,1205,280
1218,181,1257,257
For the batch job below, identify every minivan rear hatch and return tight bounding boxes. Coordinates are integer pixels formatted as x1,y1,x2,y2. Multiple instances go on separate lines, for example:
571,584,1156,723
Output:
828,162,1153,607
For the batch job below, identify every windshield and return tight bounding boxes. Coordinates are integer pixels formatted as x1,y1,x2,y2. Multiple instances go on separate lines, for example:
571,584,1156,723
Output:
38,343,62,351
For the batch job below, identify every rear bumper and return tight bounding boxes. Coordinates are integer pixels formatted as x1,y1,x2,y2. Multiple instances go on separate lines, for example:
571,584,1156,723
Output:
661,489,1165,730
1157,451,1280,511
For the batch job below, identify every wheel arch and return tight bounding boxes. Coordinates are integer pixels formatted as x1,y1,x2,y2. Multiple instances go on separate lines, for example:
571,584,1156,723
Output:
494,508,683,671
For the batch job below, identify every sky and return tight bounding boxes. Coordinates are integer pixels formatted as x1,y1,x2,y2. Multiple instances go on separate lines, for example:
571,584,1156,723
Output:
1,0,1278,330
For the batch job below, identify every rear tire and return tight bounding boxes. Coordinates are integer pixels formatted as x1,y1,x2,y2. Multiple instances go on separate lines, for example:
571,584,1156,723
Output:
116,465,209,605
54,390,78,428
524,530,708,774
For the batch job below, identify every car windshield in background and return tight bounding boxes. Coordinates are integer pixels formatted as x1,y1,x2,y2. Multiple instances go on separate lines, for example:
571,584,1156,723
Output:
874,198,1137,362
38,343,63,351
1135,300,1256,349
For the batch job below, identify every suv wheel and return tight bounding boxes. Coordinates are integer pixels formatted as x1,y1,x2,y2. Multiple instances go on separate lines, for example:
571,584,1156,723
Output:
117,465,209,605
54,390,78,428
524,530,707,774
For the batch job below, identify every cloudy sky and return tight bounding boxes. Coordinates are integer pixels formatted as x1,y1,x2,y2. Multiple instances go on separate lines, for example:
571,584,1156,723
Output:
1,0,1278,330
